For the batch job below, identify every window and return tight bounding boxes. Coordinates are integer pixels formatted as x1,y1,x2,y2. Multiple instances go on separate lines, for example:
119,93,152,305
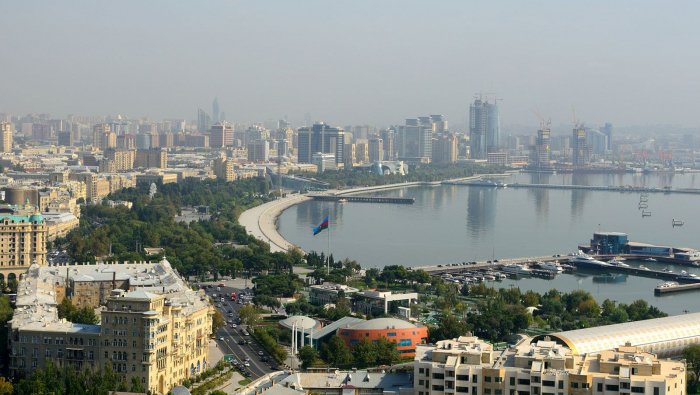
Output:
387,332,397,337
485,390,491,395
349,339,359,346
141,377,146,384
598,383,603,392
543,381,555,387
495,391,502,395
485,377,492,383
558,381,564,389
432,385,445,391
398,339,412,347
606,385,620,391
366,333,369,337
419,380,424,386
654,388,659,395
495,377,503,383
510,377,516,386
456,387,468,393
518,379,531,386
472,375,478,383
419,368,424,374
457,375,469,381
433,373,445,379
132,365,136,371
571,383,578,389
622,383,631,390
631,387,645,393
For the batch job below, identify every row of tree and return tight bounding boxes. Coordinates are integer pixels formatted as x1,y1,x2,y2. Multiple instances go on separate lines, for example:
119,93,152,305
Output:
298,335,400,369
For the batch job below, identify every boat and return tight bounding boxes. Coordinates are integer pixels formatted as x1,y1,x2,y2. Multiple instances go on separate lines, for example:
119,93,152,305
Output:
337,198,348,204
501,264,533,275
656,281,678,289
464,179,499,187
538,262,564,273
677,271,700,282
639,265,650,271
608,259,630,267
567,251,612,268
494,272,507,280
643,257,657,262
483,274,496,281
662,267,674,273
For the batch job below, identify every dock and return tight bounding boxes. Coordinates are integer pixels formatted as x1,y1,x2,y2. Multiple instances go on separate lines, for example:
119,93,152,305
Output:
309,195,415,204
655,283,700,295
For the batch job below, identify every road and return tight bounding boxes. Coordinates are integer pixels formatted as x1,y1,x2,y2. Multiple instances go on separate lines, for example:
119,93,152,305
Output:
199,281,279,378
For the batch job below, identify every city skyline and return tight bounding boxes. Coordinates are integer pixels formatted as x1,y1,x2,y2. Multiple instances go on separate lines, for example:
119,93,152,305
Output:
1,1,699,129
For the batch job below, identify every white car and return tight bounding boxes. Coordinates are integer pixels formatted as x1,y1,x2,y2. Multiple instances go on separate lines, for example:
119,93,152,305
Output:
244,361,250,367
232,324,237,328
219,337,224,341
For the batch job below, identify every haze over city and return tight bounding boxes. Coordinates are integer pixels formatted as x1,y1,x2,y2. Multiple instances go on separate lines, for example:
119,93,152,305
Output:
2,0,699,128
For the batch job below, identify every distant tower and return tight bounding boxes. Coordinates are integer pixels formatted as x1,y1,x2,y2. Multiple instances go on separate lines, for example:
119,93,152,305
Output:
197,109,211,134
469,97,500,159
220,111,226,122
213,98,220,124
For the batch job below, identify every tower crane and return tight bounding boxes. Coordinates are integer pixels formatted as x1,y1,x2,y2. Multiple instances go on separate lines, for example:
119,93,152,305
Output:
531,109,551,130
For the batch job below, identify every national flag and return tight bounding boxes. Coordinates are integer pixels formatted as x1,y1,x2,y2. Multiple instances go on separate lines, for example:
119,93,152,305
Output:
313,216,329,235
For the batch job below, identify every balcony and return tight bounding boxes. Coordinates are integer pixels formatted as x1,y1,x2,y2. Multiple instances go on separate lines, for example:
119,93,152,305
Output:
144,347,155,353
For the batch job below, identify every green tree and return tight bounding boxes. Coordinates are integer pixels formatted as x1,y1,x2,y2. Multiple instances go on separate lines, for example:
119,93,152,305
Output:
429,313,472,342
321,335,353,367
353,338,377,367
608,308,629,324
130,376,146,393
376,336,398,365
684,344,700,390
522,290,540,307
212,308,226,333
0,377,12,395
239,305,262,327
57,298,78,320
298,346,318,370
70,306,100,325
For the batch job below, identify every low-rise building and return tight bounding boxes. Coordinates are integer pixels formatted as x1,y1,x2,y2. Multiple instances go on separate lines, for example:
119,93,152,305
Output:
338,318,428,357
354,290,418,316
414,336,686,395
43,212,79,241
309,282,359,305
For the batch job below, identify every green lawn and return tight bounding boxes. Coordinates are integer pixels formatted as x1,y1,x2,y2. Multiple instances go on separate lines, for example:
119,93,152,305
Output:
238,378,252,386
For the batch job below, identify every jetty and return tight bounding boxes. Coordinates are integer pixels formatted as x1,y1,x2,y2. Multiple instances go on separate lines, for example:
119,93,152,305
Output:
309,195,415,204
508,183,700,195
655,283,700,295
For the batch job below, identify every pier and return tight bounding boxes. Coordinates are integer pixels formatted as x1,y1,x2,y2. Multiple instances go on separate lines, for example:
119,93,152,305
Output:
508,183,700,195
654,283,700,295
309,195,415,204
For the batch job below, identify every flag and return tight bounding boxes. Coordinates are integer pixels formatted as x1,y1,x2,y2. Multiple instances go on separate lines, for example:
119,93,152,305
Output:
313,216,329,235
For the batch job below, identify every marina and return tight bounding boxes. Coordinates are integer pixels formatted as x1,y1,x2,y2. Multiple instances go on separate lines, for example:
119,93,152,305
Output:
309,195,415,204
508,182,700,194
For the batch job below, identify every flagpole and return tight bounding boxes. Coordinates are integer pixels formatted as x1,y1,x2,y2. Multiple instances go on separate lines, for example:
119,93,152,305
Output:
327,214,330,275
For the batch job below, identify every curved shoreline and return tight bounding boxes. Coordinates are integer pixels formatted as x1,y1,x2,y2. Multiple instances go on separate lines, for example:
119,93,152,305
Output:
238,176,491,253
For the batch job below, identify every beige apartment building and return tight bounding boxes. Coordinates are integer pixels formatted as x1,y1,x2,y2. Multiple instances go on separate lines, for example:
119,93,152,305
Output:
9,258,213,395
104,148,136,171
69,172,110,202
0,121,12,153
212,157,235,182
135,148,167,169
0,204,47,283
415,336,685,395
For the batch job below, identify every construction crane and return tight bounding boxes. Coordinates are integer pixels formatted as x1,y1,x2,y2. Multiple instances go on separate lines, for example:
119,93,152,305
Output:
531,109,551,130
571,105,584,129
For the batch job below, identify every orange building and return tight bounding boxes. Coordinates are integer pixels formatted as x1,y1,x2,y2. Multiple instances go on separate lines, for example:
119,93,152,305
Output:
337,318,428,357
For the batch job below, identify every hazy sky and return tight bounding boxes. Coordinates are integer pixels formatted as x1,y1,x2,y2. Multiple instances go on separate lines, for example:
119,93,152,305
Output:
1,1,699,129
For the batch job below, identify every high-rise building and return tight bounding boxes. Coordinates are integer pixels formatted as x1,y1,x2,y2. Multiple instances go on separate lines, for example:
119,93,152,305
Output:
209,123,231,149
368,137,383,162
469,99,500,159
572,126,590,166
99,132,117,149
355,140,369,163
601,122,613,151
93,123,111,146
587,129,609,155
344,143,356,167
212,97,220,124
0,122,12,152
57,131,73,147
247,140,269,162
197,109,211,134
135,134,151,150
296,122,345,165
117,134,136,149
530,126,551,168
32,123,52,140
432,133,457,163
380,128,396,160
397,118,433,161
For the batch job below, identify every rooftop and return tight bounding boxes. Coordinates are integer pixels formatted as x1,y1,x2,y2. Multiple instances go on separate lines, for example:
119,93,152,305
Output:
346,317,421,331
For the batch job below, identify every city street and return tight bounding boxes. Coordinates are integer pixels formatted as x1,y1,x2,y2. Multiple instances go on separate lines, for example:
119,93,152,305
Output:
200,281,278,378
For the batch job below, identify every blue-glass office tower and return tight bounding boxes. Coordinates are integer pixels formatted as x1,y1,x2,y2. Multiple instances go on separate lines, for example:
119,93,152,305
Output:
469,100,500,159
297,122,345,165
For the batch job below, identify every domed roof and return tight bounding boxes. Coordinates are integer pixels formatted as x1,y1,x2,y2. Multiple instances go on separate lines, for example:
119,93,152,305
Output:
347,317,420,331
29,214,44,223
280,315,320,330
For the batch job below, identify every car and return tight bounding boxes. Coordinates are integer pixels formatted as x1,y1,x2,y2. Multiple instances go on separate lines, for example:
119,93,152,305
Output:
437,264,443,267
219,337,224,341
232,324,237,328
227,319,232,323
494,259,499,263
237,300,242,304
244,356,250,361
216,287,221,291
247,340,252,344
219,283,226,287
244,361,250,367
261,357,268,362
244,371,251,377
239,340,246,345
241,330,249,336
216,304,221,308
229,312,233,317
258,351,264,356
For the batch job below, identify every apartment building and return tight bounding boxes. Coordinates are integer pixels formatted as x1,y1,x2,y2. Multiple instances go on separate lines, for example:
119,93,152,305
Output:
104,148,136,171
414,336,685,395
0,204,47,282
9,258,214,395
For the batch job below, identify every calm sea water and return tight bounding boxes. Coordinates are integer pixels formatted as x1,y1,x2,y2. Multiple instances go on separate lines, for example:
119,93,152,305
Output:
277,172,700,314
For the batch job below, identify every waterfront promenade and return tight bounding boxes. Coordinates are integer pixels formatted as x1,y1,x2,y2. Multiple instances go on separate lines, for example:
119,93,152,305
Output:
238,176,486,253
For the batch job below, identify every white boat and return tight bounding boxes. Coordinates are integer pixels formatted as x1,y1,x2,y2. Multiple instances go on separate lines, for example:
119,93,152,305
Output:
677,271,700,282
567,251,612,268
639,265,650,271
501,264,533,275
483,274,496,281
538,262,564,273
662,267,674,273
608,259,630,267
643,257,658,262
656,282,678,289
494,272,507,280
